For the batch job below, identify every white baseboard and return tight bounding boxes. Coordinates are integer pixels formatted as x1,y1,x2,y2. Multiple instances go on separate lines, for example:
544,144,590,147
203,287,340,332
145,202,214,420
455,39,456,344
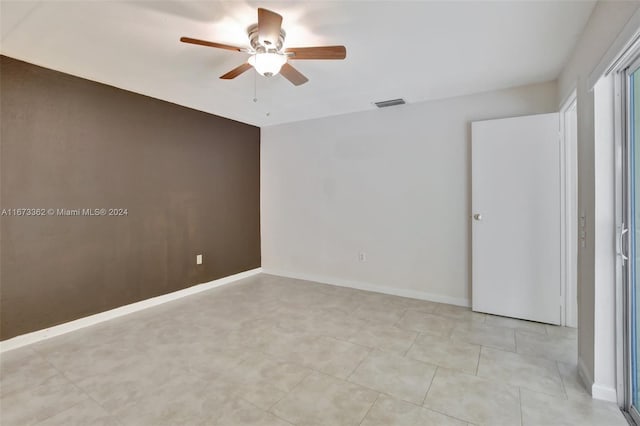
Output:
0,267,262,353
577,356,617,402
592,383,618,403
262,268,470,307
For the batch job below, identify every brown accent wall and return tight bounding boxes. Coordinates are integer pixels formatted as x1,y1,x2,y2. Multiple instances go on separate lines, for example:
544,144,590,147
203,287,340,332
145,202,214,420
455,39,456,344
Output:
0,56,261,340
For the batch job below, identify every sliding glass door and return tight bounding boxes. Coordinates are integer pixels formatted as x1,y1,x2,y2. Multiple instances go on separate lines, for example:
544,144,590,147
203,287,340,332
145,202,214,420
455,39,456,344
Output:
623,56,640,424
631,62,640,417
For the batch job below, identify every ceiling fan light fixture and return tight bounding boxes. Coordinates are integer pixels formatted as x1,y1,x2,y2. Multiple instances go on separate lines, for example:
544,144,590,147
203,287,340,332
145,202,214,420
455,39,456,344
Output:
248,52,287,77
180,7,346,86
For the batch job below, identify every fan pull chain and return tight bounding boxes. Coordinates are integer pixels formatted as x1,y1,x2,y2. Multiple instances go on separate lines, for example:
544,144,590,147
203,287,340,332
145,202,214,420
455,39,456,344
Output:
253,68,258,102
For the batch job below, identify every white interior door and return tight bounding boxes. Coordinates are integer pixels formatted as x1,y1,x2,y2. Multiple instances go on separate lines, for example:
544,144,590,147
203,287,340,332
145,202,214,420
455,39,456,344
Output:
472,113,561,325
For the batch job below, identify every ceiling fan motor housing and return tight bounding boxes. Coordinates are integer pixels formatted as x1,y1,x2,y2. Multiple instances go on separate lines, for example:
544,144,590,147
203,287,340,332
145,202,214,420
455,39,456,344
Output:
247,24,286,53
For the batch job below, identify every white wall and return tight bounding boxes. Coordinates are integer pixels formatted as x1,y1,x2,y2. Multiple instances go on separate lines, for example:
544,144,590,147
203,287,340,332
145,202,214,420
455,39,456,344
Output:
593,74,617,402
262,81,557,306
556,0,640,401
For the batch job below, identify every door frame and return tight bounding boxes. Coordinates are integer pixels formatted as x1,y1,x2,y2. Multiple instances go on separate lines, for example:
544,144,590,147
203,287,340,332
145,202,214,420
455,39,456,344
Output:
560,90,578,328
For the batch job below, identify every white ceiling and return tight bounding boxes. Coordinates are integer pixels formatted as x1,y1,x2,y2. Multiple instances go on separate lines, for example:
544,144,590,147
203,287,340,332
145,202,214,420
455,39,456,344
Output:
1,1,596,127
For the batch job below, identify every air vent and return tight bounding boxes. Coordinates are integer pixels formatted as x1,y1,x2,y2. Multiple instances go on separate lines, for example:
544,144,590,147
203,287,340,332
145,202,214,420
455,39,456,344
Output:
374,98,406,108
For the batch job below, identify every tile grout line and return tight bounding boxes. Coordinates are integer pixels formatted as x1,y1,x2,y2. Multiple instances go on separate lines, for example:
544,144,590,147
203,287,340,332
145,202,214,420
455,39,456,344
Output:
408,361,483,424
423,405,474,426
241,396,295,425
345,347,374,382
357,392,380,426
475,346,483,376
262,346,367,392
332,335,374,351
30,400,86,426
555,360,570,399
37,354,124,425
421,366,438,406
474,345,572,399
391,308,408,328
263,343,385,405
331,369,437,408
265,367,314,413
518,387,524,426
0,349,60,397
401,331,420,357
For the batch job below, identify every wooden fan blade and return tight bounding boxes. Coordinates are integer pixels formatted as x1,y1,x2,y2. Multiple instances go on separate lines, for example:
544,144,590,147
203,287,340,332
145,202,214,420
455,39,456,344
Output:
285,46,346,60
220,63,253,80
257,8,283,48
180,37,243,52
280,63,308,86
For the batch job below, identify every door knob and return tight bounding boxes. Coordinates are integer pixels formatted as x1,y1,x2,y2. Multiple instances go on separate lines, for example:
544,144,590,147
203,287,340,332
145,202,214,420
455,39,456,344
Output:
473,214,482,221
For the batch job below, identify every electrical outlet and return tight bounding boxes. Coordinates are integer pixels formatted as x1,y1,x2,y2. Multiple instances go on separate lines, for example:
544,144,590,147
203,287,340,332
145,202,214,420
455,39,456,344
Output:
196,254,203,265
358,252,366,262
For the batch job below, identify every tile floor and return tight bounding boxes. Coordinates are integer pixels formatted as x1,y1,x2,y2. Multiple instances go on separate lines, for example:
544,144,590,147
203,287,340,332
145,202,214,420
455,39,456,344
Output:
0,274,629,425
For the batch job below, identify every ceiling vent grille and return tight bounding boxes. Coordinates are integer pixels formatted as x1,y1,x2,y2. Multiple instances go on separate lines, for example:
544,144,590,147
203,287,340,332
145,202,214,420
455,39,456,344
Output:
374,98,406,108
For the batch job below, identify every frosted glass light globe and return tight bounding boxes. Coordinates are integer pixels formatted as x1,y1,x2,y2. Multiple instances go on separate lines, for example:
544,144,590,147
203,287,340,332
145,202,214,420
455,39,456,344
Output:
248,52,287,77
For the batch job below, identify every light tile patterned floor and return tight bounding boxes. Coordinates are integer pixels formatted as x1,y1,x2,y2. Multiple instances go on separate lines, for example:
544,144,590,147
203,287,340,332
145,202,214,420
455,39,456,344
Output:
0,274,629,425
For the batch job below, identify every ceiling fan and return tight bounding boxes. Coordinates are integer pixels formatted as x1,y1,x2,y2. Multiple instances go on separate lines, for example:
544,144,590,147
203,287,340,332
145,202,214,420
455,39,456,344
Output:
180,8,346,86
